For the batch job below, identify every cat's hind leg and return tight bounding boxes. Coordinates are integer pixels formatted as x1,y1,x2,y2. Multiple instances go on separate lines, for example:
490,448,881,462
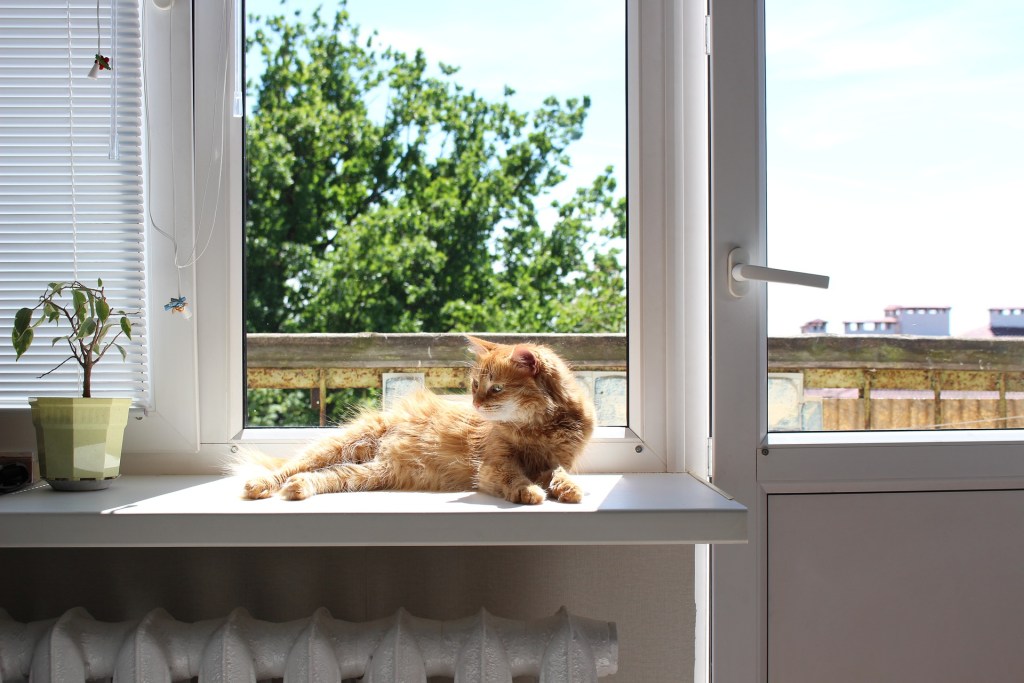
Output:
240,436,382,500
240,450,330,500
279,461,391,500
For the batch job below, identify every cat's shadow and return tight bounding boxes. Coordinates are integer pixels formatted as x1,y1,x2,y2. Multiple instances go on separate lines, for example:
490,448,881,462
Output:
448,492,521,509
448,492,580,509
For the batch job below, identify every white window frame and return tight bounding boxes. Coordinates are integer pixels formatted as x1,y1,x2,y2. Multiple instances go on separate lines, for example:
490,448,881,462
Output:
94,0,710,478
708,1,1024,680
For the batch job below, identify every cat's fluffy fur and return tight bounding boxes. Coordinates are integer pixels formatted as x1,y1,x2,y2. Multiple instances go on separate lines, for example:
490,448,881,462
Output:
234,336,595,504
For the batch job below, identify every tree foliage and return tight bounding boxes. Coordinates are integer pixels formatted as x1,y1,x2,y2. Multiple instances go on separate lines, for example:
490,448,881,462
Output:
245,4,625,336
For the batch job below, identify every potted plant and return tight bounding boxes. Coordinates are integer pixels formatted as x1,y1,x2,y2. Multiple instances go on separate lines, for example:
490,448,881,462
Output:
11,279,136,490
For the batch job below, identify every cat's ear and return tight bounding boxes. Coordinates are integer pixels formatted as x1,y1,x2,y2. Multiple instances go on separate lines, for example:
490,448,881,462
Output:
510,345,540,376
466,335,497,357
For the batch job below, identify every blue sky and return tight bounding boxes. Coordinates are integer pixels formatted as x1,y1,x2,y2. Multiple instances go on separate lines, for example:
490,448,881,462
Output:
765,0,1024,335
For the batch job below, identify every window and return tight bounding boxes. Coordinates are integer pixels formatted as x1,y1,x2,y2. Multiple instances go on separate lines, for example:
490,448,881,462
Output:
76,1,710,480
765,0,1024,433
0,1,710,474
242,1,628,430
178,0,709,476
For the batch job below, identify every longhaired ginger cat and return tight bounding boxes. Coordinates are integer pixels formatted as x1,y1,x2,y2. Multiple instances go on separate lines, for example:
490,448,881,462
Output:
236,336,595,504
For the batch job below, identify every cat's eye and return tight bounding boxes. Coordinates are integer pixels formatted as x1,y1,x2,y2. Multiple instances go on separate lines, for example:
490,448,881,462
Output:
490,385,503,394
471,379,479,391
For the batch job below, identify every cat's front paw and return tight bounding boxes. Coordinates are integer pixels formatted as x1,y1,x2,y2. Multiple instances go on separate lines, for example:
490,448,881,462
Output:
279,473,317,500
548,478,583,504
242,476,279,499
508,483,546,505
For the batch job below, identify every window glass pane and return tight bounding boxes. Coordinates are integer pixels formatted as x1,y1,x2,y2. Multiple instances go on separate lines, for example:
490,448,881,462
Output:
766,0,1024,432
243,1,626,427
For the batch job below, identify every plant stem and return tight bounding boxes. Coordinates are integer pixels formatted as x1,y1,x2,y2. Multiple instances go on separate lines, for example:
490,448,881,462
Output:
83,364,92,398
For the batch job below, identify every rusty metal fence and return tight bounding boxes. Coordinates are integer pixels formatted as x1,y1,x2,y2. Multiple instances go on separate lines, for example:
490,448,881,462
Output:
246,333,1024,431
769,336,1024,431
247,333,627,426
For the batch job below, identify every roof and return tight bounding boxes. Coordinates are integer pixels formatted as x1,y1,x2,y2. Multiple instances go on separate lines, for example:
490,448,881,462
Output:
844,318,898,325
884,305,951,313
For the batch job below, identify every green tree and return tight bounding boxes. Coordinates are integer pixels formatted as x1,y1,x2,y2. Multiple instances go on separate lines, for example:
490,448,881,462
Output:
245,4,625,336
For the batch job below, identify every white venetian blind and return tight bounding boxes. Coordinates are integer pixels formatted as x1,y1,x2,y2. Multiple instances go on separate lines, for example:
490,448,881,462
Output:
0,0,148,407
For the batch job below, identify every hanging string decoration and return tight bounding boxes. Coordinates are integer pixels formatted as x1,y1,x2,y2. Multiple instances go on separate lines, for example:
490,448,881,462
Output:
88,0,111,78
164,296,191,319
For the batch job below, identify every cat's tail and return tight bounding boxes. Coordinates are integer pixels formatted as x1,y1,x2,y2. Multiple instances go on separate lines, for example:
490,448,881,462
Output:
222,447,286,479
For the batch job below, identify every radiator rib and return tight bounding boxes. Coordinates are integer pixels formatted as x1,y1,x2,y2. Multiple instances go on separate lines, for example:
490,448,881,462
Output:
0,606,617,682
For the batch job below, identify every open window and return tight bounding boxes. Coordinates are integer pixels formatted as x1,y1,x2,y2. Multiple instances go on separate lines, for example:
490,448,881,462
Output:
183,0,711,477
243,1,628,434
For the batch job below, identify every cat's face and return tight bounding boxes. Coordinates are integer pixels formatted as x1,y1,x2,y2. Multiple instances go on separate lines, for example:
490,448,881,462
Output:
468,338,549,424
470,365,530,422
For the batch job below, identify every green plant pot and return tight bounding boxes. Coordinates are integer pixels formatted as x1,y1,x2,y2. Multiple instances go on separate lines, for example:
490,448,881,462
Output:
29,397,131,490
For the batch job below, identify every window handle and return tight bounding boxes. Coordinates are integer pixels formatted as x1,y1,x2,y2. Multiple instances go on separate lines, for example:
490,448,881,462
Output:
727,248,829,298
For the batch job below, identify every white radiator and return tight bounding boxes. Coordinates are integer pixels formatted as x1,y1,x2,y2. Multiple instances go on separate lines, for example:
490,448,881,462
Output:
0,606,617,682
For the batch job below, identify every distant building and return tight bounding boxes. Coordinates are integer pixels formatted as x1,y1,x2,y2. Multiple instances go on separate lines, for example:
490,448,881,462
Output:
884,305,951,336
843,318,898,335
964,308,1024,337
800,319,828,334
842,306,950,336
989,308,1024,336
803,306,1024,337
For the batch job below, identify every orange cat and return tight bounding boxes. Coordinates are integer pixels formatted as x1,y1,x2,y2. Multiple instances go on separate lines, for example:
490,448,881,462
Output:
236,336,595,504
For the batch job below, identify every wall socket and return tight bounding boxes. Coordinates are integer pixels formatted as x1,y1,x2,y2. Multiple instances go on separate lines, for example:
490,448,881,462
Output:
0,452,36,493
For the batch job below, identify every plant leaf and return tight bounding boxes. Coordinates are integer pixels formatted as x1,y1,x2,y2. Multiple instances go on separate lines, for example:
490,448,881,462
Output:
12,327,33,359
96,298,110,323
51,336,65,346
120,316,132,340
43,302,60,322
96,321,113,346
115,343,127,361
78,317,97,339
72,290,87,320
13,307,32,333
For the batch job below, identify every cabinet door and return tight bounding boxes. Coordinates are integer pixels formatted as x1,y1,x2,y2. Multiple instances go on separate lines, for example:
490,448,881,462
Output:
769,490,1024,683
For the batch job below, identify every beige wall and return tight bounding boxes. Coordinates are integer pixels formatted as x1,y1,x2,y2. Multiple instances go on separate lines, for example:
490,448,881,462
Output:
0,545,694,682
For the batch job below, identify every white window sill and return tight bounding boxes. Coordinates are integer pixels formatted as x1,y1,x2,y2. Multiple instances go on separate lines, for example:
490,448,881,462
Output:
0,473,746,547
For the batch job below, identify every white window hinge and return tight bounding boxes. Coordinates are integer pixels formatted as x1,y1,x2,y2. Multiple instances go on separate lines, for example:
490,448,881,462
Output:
704,15,712,56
